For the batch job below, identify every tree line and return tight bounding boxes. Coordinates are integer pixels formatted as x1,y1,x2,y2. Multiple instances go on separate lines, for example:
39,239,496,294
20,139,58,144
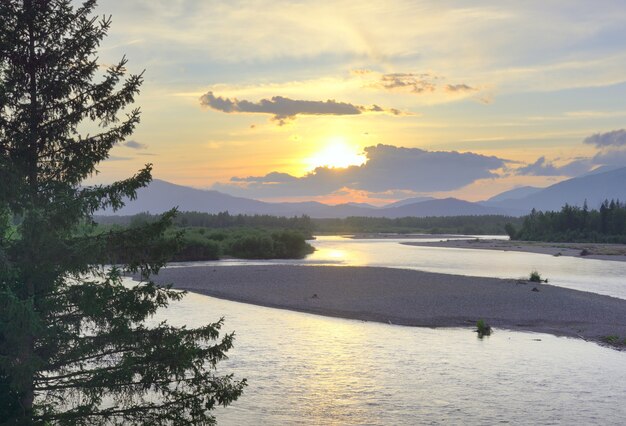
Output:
97,211,315,237
508,200,626,243
97,212,526,236
313,215,523,235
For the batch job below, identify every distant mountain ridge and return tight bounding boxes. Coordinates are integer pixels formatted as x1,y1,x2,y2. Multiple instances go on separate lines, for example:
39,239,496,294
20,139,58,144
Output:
383,196,435,208
100,180,507,218
485,166,626,213
99,166,626,218
484,186,542,204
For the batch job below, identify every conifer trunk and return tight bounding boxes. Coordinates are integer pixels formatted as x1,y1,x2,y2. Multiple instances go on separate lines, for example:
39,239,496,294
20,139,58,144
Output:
0,1,246,421
20,0,37,415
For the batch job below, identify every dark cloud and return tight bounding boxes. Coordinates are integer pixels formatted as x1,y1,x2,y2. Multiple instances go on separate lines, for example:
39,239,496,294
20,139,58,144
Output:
213,144,506,198
200,92,403,125
378,73,437,93
592,148,626,166
357,70,477,96
123,140,148,150
445,84,477,93
517,128,626,178
516,157,559,176
583,129,626,148
516,156,609,177
231,172,298,183
518,129,626,178
515,155,604,177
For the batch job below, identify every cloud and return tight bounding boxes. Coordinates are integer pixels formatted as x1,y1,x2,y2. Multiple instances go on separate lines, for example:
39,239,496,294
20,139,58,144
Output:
231,172,298,183
592,149,626,166
516,156,593,177
515,157,559,176
103,1,626,96
354,70,478,98
122,140,148,150
583,129,626,148
445,84,477,93
516,131,626,177
200,92,405,125
515,128,626,177
213,144,507,198
378,72,437,93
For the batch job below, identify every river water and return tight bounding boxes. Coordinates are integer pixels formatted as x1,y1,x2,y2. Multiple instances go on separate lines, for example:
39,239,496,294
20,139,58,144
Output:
177,235,626,299
153,235,626,424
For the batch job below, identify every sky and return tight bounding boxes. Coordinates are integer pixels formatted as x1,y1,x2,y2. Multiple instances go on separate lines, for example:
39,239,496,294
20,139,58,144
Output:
91,0,626,204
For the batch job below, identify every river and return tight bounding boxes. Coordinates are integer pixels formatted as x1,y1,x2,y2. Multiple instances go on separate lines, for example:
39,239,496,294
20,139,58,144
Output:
176,235,626,299
152,235,626,424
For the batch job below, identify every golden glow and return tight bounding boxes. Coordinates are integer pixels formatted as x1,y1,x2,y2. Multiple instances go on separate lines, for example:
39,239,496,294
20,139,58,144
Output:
306,237,371,266
305,137,366,170
325,249,347,260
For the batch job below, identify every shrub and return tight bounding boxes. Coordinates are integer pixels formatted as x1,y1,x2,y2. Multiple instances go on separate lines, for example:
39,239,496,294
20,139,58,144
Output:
172,239,220,261
602,335,626,347
226,233,275,259
476,319,492,337
529,270,543,283
271,230,315,259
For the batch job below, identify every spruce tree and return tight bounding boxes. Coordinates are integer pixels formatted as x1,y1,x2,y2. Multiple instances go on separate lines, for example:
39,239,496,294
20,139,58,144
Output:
0,1,246,424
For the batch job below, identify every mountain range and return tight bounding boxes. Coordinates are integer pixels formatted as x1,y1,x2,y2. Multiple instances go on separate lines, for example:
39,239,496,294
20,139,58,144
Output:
100,166,626,218
485,166,626,213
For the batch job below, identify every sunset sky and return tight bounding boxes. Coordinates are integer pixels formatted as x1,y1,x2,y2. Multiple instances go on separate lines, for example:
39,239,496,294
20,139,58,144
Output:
93,1,626,204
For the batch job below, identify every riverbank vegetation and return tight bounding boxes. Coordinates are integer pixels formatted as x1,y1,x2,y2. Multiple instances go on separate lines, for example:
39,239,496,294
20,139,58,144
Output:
475,319,492,338
507,201,626,243
98,211,315,236
95,212,315,261
98,212,520,236
529,270,548,283
313,215,522,235
172,227,315,261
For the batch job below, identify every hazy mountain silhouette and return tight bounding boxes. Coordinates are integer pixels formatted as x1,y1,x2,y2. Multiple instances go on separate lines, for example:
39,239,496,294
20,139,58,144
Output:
383,196,436,208
486,166,626,212
381,198,507,217
101,180,271,215
483,186,542,204
340,202,380,209
102,179,505,218
101,168,626,218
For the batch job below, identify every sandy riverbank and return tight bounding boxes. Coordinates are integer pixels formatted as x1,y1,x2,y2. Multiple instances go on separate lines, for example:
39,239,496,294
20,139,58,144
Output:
136,265,626,349
402,239,626,262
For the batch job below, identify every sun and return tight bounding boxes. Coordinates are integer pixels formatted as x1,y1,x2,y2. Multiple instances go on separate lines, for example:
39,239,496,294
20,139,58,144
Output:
305,137,366,170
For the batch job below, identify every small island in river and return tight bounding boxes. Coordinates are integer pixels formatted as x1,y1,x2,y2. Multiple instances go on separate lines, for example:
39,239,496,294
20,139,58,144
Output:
137,264,626,350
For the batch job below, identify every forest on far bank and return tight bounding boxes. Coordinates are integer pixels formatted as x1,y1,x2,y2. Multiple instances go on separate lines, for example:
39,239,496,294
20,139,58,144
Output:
507,200,626,244
93,200,626,261
96,211,522,236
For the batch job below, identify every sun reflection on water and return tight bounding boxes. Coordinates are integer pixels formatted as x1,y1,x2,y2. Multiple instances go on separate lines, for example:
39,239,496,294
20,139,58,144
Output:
154,289,626,425
322,249,347,261
290,318,376,424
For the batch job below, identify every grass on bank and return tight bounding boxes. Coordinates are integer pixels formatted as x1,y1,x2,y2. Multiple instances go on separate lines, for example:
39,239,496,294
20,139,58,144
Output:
529,270,548,283
476,319,492,338
602,335,626,348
